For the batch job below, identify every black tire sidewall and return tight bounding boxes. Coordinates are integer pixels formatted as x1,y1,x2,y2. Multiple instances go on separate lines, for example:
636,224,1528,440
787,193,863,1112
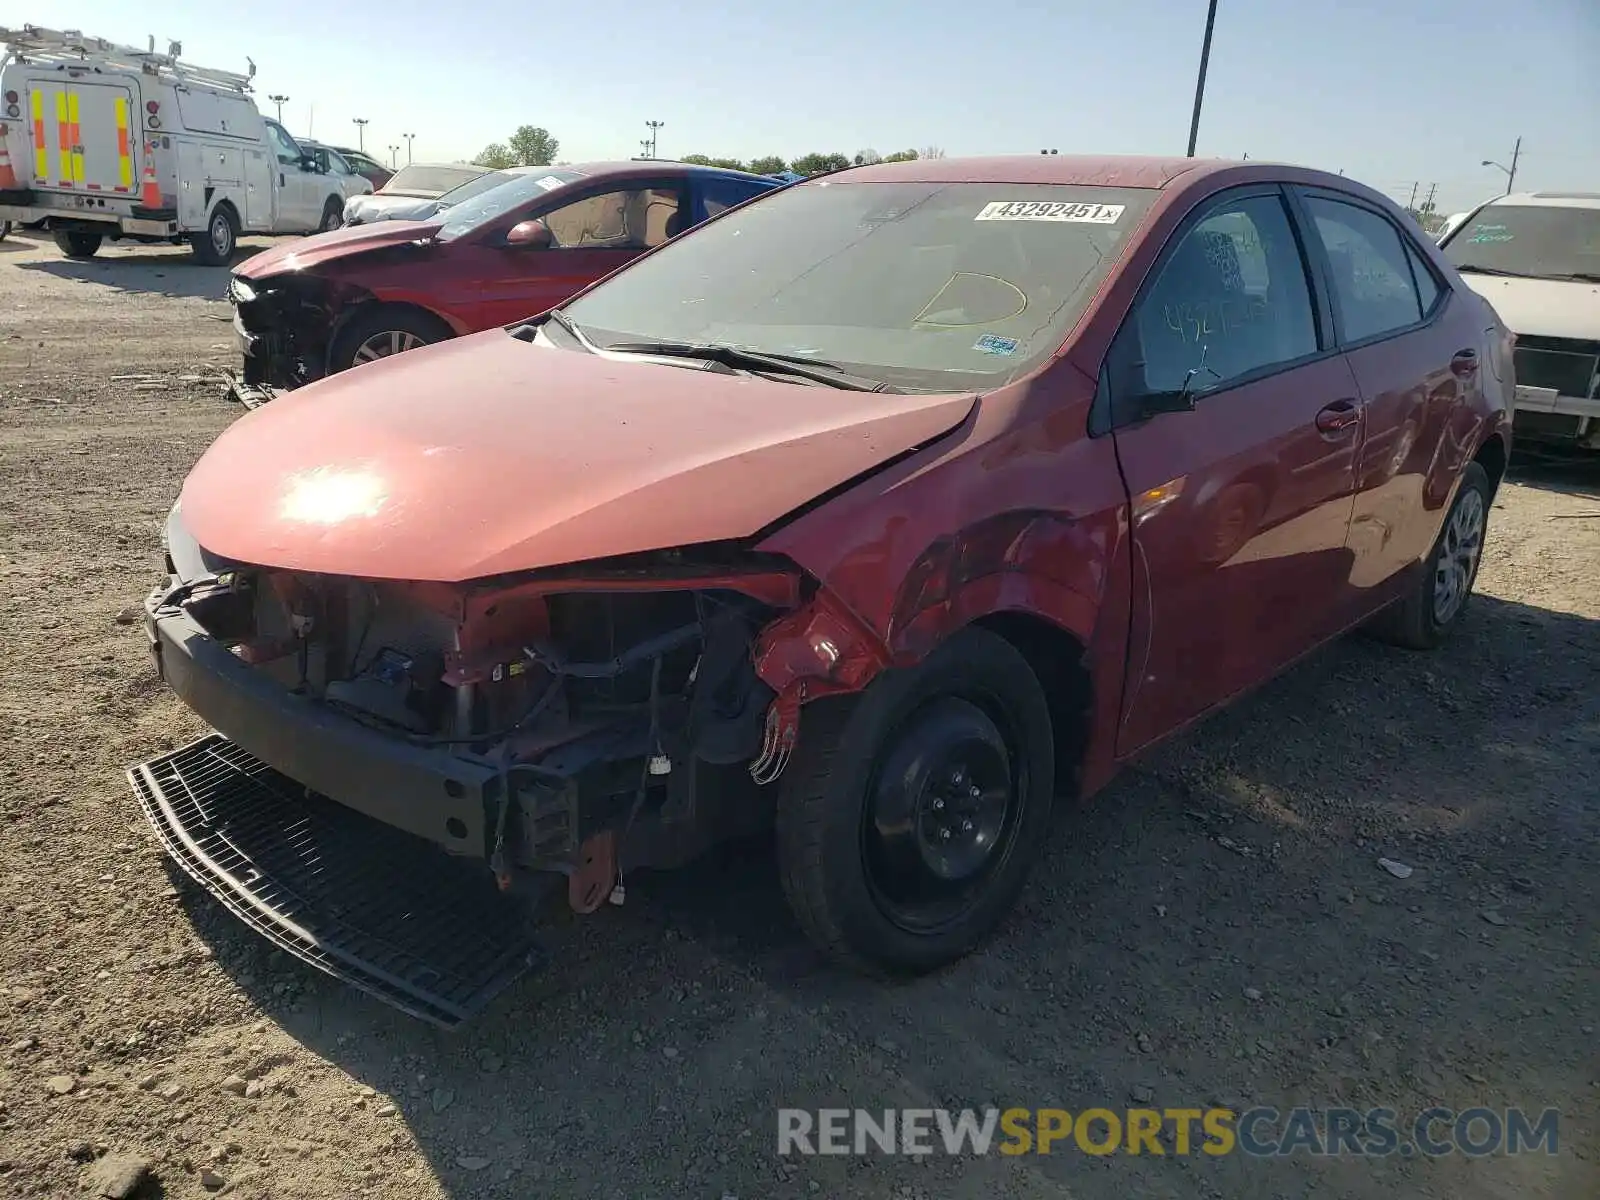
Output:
321,199,343,232
54,230,101,258
212,209,237,260
783,627,1055,973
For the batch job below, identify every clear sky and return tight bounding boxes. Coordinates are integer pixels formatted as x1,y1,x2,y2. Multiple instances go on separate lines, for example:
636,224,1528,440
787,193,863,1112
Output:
20,0,1599,214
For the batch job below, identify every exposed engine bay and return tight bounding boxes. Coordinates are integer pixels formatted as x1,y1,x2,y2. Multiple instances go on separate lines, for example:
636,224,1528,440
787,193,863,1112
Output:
158,543,879,909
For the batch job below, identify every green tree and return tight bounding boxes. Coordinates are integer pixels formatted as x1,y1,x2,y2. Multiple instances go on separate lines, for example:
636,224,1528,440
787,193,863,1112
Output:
748,155,787,175
790,152,851,177
473,143,516,169
881,149,918,163
683,154,747,170
508,125,559,166
853,148,882,166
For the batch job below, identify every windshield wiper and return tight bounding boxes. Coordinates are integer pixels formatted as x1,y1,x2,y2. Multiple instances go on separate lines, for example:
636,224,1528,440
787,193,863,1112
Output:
601,340,896,392
1455,265,1538,278
1549,271,1600,284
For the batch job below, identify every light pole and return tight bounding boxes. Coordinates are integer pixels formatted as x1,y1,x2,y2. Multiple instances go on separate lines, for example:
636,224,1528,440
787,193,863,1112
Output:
1185,0,1220,157
388,144,399,169
352,117,368,151
402,133,414,165
644,119,664,159
1482,136,1522,196
267,93,289,122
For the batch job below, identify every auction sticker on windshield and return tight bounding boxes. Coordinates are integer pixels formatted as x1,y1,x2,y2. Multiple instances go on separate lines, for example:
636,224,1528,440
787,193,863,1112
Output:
536,176,567,191
975,201,1125,223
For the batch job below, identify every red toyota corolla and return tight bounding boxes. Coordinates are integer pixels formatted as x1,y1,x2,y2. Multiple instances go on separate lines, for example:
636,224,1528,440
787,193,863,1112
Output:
134,155,1510,1026
226,159,782,403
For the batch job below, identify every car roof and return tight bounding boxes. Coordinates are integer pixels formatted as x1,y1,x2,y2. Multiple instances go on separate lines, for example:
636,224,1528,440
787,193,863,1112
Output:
831,154,1231,189
518,160,780,185
1482,191,1600,210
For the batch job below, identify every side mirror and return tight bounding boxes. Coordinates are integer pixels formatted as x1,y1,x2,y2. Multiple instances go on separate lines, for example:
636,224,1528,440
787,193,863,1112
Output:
506,219,552,249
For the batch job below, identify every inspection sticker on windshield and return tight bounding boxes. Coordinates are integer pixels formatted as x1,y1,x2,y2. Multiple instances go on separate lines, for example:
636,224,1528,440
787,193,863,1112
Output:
535,175,566,191
973,334,1019,355
975,200,1125,224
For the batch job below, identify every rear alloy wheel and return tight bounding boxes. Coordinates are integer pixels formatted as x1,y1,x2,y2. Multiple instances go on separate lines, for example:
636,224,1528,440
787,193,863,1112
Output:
1367,461,1491,650
775,626,1056,975
330,307,452,374
54,229,103,259
189,206,238,266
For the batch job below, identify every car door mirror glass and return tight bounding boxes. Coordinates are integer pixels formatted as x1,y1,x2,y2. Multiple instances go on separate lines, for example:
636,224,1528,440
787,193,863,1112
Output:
506,219,552,249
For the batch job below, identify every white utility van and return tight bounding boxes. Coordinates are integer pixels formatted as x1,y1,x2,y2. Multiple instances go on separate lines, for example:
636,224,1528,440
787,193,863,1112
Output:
0,25,368,264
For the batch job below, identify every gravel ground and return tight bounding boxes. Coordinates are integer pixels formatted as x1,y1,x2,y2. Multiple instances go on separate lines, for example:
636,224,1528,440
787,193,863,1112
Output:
1,230,1597,1200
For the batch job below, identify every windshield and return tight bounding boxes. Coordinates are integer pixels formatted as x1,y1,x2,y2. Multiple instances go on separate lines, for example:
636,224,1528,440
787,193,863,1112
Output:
1441,204,1600,280
432,169,520,209
559,180,1159,392
556,180,1158,392
382,164,488,196
434,169,587,240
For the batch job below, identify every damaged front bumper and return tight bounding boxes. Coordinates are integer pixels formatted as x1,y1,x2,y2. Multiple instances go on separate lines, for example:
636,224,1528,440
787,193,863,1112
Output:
227,274,339,400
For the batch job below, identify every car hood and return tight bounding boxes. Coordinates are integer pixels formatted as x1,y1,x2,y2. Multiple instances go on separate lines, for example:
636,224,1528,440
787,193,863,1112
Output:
236,219,441,278
347,195,443,224
1457,274,1600,341
179,331,977,582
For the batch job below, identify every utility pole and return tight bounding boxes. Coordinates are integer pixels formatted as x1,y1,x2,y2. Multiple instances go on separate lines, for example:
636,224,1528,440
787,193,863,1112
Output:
644,119,664,159
267,94,289,122
1424,182,1437,213
402,133,414,164
1482,136,1521,195
1408,182,1419,209
1185,0,1220,156
352,117,368,151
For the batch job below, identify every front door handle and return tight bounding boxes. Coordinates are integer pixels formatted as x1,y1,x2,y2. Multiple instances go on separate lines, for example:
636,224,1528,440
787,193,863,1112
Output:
1315,398,1361,437
1451,348,1479,378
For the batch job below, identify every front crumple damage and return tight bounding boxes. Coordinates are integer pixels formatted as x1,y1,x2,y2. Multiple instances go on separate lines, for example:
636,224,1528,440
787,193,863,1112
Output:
231,272,367,390
146,534,896,888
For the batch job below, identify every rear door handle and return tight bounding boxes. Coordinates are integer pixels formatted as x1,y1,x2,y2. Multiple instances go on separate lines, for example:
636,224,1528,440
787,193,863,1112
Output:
1451,349,1479,378
1315,398,1362,437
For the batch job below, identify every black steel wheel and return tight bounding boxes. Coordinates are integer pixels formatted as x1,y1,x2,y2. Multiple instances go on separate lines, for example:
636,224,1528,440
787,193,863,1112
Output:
776,625,1056,975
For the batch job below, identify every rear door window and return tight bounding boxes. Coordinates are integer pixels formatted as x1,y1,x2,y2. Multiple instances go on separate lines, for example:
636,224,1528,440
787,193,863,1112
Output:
1303,196,1425,343
700,176,774,218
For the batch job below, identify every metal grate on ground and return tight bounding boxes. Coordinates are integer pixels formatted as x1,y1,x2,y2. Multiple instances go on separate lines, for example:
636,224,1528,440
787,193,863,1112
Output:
128,734,544,1028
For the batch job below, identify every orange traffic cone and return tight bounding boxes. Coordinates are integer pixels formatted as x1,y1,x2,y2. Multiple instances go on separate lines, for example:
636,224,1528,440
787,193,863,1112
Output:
0,140,17,190
139,143,160,207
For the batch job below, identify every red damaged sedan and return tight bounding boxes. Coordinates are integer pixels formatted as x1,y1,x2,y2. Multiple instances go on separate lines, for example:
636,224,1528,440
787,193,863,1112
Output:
226,159,781,403
133,155,1511,1026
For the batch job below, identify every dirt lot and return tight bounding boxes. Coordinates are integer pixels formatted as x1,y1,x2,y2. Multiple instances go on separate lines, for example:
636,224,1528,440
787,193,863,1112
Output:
1,229,1597,1200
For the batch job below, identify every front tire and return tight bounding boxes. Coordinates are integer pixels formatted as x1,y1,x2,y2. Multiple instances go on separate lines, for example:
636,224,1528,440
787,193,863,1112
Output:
775,626,1056,976
1368,461,1491,650
329,307,453,374
54,229,102,259
189,205,238,266
319,197,344,233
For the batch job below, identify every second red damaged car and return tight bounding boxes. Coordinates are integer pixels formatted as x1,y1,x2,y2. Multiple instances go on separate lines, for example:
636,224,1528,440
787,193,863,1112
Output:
226,159,782,404
134,155,1511,1026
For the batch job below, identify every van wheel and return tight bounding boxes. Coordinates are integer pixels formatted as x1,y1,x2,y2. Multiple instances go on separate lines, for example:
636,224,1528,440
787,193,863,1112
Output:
54,230,103,259
1367,461,1491,650
775,626,1056,976
190,206,238,266
0,220,11,241
319,198,344,233
330,307,453,373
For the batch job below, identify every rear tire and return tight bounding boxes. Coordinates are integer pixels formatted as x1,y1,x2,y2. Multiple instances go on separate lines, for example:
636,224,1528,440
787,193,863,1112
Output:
329,307,453,374
0,220,10,242
53,229,102,259
774,626,1056,976
319,197,344,233
189,205,238,266
1367,461,1491,650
